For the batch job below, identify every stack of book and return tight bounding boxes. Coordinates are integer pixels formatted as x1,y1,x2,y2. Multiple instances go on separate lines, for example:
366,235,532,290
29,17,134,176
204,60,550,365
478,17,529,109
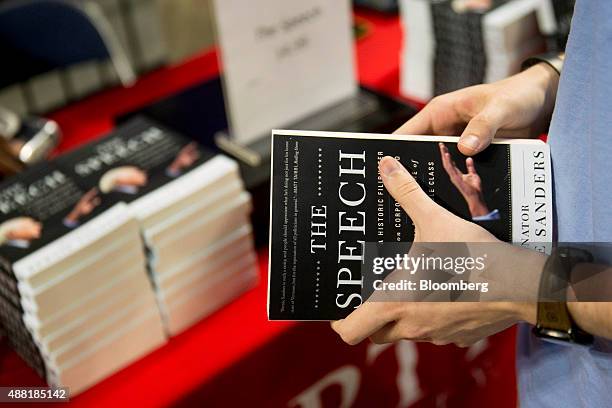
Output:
482,0,546,83
56,117,259,337
0,117,258,394
0,165,165,395
399,0,548,100
399,0,435,101
430,0,489,95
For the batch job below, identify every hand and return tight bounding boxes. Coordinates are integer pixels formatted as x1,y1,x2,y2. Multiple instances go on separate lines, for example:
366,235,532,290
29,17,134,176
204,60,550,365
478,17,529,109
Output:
396,63,559,155
4,218,42,241
331,157,539,347
65,188,101,223
114,167,148,188
167,142,200,175
439,143,489,217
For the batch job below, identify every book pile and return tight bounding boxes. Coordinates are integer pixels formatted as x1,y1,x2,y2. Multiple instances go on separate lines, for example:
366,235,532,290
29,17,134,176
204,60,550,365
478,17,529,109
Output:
399,0,548,100
56,117,259,337
0,166,165,395
399,0,435,101
0,117,258,394
482,0,546,83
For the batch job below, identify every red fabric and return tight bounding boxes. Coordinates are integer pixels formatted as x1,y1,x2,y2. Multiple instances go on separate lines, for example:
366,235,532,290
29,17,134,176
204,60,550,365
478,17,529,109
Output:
0,10,516,407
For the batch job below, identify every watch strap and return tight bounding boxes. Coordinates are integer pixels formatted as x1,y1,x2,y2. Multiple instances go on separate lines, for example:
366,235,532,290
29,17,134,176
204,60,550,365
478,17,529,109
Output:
522,52,565,76
533,247,594,346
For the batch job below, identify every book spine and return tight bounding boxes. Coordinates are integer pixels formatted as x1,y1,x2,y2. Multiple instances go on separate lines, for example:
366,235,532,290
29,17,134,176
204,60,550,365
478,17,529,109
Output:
0,263,21,309
0,287,47,380
509,143,553,253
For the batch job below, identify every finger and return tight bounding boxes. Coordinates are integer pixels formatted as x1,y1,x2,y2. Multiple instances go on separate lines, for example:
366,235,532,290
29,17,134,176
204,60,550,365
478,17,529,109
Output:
466,157,477,175
450,158,460,173
439,143,462,176
394,108,434,135
331,302,396,345
439,143,457,176
379,156,439,224
447,154,461,177
371,324,433,344
370,322,403,344
83,189,97,201
458,106,507,155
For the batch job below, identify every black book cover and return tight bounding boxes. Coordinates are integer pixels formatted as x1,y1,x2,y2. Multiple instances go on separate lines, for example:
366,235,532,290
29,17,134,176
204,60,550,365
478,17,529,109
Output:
268,130,552,320
55,116,216,209
0,164,124,270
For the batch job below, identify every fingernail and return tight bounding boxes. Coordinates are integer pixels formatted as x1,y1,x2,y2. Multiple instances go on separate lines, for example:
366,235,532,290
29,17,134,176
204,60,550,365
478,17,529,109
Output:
380,156,402,177
460,135,480,151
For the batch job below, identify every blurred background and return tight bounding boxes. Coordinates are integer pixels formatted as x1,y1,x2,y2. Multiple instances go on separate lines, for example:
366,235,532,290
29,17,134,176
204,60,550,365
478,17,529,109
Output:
0,0,573,407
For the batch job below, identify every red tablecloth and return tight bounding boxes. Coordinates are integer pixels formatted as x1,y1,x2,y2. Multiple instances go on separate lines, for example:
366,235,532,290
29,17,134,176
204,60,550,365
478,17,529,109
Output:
0,10,516,407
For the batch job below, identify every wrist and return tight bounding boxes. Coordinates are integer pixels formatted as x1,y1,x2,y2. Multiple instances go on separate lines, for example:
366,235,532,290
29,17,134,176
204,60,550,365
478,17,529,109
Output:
484,302,536,326
512,302,537,325
528,63,559,118
466,196,489,217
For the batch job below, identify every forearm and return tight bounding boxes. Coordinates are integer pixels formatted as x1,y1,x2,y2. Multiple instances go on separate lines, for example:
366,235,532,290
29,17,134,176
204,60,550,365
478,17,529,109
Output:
466,195,490,217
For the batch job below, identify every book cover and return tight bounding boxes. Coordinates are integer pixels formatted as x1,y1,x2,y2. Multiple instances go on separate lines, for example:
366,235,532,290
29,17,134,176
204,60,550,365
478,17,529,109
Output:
55,116,217,212
0,164,130,279
267,130,552,320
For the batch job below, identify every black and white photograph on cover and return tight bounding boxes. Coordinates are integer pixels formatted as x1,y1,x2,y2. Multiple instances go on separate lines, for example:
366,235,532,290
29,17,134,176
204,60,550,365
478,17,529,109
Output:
55,118,214,205
0,167,125,263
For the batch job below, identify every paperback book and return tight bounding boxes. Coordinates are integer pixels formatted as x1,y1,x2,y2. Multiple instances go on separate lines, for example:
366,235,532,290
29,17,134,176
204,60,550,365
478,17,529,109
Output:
267,130,552,320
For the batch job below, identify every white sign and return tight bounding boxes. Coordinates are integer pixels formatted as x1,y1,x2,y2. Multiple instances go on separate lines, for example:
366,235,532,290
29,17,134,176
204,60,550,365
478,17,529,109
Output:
212,0,357,144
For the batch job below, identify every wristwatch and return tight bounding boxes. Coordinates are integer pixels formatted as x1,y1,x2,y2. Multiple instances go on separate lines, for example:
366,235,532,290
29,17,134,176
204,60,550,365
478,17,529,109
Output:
533,247,594,346
522,52,565,76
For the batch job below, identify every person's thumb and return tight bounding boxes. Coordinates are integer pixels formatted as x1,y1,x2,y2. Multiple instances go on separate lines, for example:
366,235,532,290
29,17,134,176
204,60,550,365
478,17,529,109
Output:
458,111,502,156
379,156,438,226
